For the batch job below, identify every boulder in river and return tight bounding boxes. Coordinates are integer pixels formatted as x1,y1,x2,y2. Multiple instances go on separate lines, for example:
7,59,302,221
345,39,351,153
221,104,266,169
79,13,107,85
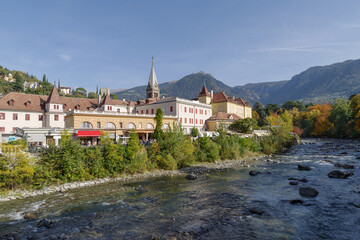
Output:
249,207,263,215
298,178,308,183
299,187,319,197
298,165,311,171
249,170,260,176
328,170,354,179
289,181,298,186
289,199,304,204
186,174,198,180
37,218,54,229
24,212,37,220
334,163,354,169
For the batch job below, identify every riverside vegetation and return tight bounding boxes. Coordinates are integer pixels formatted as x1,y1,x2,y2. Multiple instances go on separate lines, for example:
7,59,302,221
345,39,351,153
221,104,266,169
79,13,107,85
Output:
0,109,296,193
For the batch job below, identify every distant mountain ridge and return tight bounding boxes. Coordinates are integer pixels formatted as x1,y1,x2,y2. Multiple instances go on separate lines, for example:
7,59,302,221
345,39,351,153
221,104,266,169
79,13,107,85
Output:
114,58,360,105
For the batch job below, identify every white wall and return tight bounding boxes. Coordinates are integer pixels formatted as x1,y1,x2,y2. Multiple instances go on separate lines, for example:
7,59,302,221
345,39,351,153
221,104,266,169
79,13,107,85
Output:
0,110,45,134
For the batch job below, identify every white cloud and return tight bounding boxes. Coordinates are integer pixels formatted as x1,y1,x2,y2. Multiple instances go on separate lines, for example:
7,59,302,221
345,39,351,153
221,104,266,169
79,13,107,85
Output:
59,54,72,61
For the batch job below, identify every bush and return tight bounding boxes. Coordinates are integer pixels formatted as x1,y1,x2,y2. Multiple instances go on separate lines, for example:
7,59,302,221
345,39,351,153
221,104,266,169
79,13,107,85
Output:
194,137,220,162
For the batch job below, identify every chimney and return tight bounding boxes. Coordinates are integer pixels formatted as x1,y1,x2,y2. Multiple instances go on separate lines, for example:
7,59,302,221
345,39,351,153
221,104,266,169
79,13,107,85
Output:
98,94,102,105
232,96,235,100
210,90,213,98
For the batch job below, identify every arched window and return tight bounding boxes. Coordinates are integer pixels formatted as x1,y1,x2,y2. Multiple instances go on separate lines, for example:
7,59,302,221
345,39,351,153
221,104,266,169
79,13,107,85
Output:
145,123,154,130
80,122,93,129
127,122,136,129
162,124,170,130
104,122,116,129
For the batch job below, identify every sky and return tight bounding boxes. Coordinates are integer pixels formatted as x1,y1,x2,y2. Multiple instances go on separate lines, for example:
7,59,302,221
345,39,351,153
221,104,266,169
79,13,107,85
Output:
1,0,360,92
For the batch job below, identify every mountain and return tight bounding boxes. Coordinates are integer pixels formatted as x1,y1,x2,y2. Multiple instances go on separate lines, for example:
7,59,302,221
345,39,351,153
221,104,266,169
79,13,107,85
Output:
114,72,258,102
112,58,360,105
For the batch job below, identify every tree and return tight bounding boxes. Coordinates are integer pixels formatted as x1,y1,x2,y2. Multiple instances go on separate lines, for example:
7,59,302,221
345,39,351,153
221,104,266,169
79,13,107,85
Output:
266,104,279,115
42,74,47,83
231,118,257,133
58,79,61,90
88,92,97,99
190,127,199,138
110,93,118,99
96,85,99,96
72,87,87,98
13,72,24,92
253,102,266,126
153,108,164,141
329,98,352,137
282,101,306,111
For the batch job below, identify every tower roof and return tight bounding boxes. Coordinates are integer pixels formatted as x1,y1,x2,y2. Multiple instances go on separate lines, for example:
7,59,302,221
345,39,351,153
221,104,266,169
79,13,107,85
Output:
147,58,159,89
198,84,211,97
47,85,62,104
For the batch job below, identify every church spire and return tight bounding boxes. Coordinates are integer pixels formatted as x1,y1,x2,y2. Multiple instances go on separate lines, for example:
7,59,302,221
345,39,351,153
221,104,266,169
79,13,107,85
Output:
146,57,160,98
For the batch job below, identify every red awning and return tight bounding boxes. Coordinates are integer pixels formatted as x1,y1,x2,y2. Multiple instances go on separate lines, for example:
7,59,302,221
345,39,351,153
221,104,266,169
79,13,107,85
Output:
76,130,102,137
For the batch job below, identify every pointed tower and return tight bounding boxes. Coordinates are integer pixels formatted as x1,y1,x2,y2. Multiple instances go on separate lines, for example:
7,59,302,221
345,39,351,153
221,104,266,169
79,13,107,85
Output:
45,85,64,128
146,57,160,99
198,84,212,104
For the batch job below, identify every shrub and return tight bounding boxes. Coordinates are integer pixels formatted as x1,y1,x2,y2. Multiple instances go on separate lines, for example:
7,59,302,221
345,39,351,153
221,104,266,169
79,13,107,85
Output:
194,137,220,162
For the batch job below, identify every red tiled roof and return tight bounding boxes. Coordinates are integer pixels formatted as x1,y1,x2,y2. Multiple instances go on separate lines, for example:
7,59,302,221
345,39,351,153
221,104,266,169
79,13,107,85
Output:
101,94,136,106
0,92,48,112
198,85,211,97
47,85,62,104
211,92,250,107
208,112,241,121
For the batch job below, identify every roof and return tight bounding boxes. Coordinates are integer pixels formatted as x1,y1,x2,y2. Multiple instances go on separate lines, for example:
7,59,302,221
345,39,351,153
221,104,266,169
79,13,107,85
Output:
198,84,211,97
101,94,135,106
211,92,251,107
0,92,47,112
208,112,241,121
146,61,159,90
47,85,62,104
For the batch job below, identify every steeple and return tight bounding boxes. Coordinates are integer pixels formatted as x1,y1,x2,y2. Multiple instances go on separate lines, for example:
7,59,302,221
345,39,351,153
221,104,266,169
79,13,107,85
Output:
47,85,62,104
198,83,211,97
146,57,160,98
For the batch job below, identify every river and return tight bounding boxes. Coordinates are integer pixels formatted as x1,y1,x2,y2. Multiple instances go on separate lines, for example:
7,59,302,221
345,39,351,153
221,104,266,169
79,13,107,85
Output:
0,138,359,239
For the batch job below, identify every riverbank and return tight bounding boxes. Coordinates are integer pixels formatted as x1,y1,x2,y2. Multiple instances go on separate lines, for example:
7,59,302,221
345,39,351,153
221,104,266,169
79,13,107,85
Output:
0,153,269,202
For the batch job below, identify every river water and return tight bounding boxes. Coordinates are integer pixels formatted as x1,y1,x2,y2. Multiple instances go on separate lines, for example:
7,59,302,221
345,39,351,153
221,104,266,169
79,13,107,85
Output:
0,138,359,240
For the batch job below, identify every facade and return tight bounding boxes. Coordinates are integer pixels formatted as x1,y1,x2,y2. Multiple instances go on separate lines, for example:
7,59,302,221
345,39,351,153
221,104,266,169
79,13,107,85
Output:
136,97,212,134
59,87,71,95
207,112,241,131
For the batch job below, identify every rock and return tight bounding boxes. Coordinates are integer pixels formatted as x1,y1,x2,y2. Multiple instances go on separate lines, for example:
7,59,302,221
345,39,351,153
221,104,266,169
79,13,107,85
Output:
324,159,333,163
299,187,319,197
334,163,343,168
343,164,355,169
298,178,308,183
340,152,348,154
288,177,297,180
249,207,263,215
37,218,54,229
185,174,198,180
289,181,298,186
328,170,354,179
24,212,37,220
298,164,311,171
350,202,360,208
356,156,360,159
249,170,260,176
289,199,304,204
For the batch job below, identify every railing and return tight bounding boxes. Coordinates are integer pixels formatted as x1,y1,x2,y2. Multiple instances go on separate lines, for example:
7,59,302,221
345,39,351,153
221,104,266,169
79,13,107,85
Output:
70,110,177,118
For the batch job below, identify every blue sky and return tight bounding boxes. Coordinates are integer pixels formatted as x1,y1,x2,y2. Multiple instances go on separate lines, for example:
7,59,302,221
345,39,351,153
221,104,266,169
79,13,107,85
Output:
1,0,360,92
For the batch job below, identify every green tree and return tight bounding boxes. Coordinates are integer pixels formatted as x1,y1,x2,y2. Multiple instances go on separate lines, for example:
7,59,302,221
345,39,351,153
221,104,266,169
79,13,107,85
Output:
329,98,352,137
231,118,257,133
190,127,199,138
110,93,118,99
253,102,266,126
42,74,47,83
88,92,97,99
282,101,306,111
13,72,24,92
153,108,164,141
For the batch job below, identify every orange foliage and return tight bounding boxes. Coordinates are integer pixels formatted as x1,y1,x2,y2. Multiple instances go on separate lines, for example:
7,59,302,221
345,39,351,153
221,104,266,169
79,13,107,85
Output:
308,104,334,136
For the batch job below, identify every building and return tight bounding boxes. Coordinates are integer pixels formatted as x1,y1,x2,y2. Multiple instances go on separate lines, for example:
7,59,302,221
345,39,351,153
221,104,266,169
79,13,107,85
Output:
146,59,160,99
59,87,71,95
196,84,252,131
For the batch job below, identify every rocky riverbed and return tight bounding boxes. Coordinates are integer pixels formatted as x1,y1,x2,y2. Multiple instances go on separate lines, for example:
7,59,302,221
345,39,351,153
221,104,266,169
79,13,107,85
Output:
0,139,359,240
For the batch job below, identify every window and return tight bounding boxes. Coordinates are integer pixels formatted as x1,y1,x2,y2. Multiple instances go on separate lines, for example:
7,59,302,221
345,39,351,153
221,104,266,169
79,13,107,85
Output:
162,124,170,130
25,101,31,107
205,110,207,115
75,104,80,110
54,115,59,121
104,122,116,129
0,127,4,132
170,106,173,112
63,104,67,109
0,113,5,120
151,109,154,114
185,118,187,124
107,106,112,111
127,123,136,129
180,118,182,123
139,123,142,129
145,123,154,130
119,122,123,128
54,105,56,109
136,111,139,113
196,119,198,124
146,109,149,114
97,122,101,128
184,107,187,113
25,114,30,121
195,109,197,114
141,110,144,114
13,113,18,120
80,122,93,129
39,115,43,121
8,99,14,106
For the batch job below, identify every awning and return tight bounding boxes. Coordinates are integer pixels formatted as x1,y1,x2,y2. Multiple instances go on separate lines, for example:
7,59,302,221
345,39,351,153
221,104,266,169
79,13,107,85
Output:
76,130,102,137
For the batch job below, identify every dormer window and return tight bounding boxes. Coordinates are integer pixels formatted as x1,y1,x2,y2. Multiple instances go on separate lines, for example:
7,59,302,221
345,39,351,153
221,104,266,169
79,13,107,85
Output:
7,99,14,106
75,104,80,110
25,101,31,107
63,104,67,109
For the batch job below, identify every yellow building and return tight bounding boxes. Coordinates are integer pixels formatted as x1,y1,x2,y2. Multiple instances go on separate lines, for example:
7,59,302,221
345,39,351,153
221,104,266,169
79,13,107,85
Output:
197,85,252,131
